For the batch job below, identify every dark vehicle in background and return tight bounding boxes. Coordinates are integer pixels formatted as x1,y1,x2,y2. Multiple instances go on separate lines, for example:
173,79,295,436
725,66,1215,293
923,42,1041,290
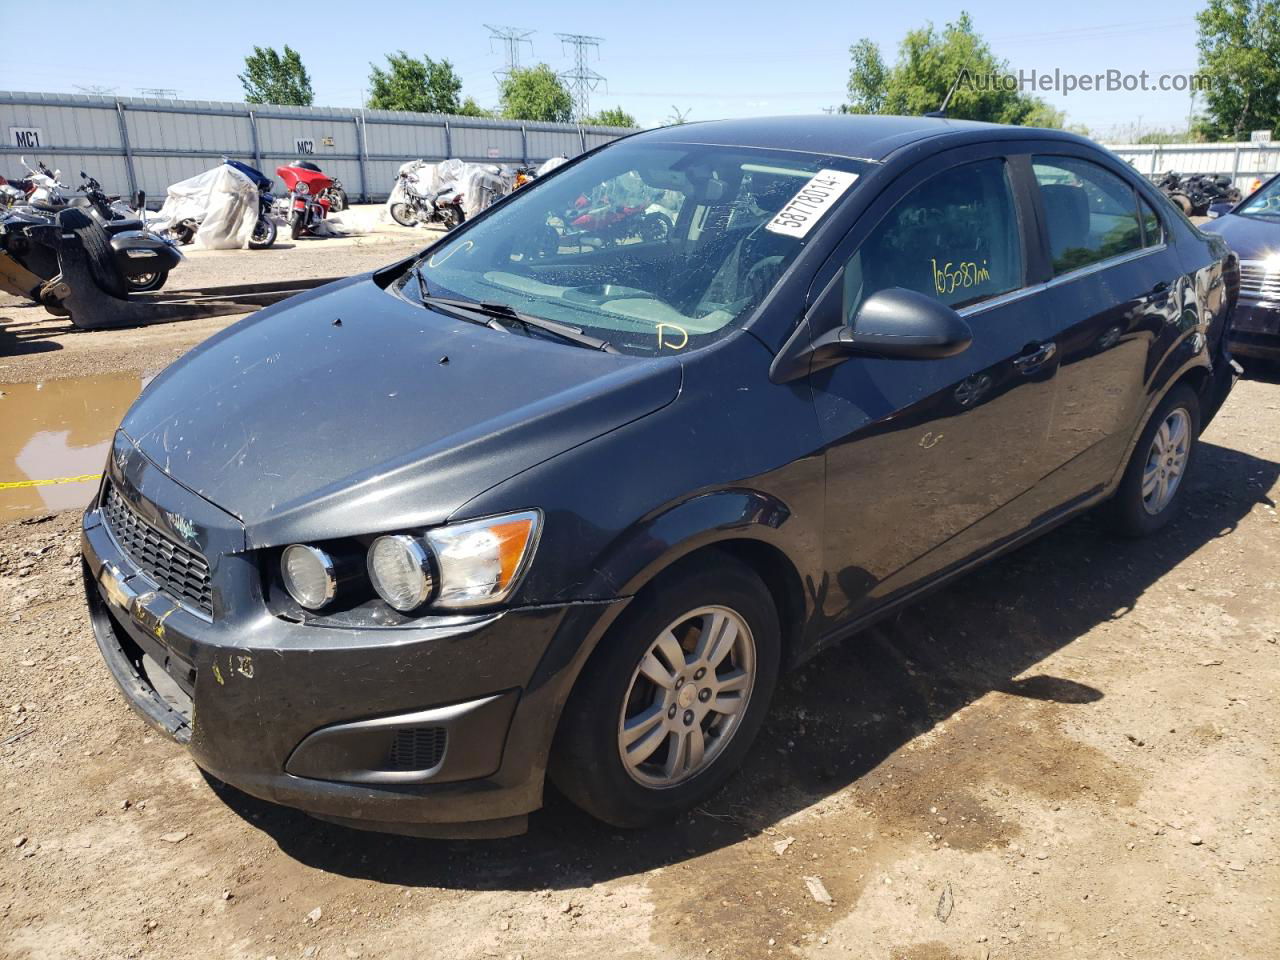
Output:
82,116,1239,839
1203,172,1280,363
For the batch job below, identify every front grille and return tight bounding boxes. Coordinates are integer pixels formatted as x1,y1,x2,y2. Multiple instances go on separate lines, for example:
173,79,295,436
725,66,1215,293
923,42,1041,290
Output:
103,485,213,617
386,727,447,771
1240,261,1280,301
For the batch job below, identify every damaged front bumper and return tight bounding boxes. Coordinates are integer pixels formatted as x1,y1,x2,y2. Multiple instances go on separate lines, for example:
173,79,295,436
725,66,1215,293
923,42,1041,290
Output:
81,455,619,838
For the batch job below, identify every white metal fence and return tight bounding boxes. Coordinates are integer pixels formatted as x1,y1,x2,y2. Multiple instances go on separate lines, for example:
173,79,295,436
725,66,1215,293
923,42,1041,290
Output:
1104,140,1280,190
0,91,636,204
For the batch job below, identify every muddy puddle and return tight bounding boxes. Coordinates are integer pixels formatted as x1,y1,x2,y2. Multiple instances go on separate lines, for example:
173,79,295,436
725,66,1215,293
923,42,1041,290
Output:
1,373,148,521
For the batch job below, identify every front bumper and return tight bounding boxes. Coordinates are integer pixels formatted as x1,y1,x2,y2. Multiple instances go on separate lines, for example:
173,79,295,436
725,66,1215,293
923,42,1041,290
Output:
82,458,621,837
1227,299,1280,361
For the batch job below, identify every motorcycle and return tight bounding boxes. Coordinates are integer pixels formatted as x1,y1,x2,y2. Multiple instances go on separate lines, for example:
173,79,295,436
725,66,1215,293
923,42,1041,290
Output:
388,166,465,230
289,160,347,212
2,162,182,294
170,158,277,249
276,162,333,239
1156,170,1243,216
561,192,672,247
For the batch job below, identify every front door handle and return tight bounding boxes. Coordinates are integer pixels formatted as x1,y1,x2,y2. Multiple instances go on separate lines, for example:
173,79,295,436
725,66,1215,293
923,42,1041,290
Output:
1013,341,1057,373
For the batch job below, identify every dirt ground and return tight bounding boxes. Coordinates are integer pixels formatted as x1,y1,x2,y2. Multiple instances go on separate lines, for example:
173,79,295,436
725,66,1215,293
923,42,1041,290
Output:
0,228,1277,960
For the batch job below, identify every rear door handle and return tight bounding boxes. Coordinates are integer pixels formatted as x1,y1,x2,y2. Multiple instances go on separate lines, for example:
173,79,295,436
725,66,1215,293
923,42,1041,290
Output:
1013,341,1057,373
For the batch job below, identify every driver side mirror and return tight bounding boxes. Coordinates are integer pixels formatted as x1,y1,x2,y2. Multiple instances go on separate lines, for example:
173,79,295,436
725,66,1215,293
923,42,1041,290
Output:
770,285,972,383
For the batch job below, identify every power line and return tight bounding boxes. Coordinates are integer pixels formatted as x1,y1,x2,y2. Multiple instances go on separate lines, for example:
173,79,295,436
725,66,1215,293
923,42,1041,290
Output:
137,87,179,99
557,33,606,122
73,84,117,96
485,24,535,86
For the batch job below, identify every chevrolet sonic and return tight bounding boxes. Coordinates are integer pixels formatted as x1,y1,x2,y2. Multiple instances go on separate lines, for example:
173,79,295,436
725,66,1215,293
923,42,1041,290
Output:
83,116,1240,837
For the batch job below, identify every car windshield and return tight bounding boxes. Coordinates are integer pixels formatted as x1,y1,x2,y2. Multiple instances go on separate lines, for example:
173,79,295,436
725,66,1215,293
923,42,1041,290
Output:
1237,176,1280,218
402,141,871,355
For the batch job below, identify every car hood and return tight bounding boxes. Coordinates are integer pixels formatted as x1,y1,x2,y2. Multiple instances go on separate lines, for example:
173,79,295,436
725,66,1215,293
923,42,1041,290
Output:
1202,213,1280,259
121,275,681,547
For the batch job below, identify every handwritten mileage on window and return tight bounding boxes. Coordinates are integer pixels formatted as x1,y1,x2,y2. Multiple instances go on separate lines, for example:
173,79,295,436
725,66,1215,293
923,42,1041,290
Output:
765,170,860,239
931,258,992,296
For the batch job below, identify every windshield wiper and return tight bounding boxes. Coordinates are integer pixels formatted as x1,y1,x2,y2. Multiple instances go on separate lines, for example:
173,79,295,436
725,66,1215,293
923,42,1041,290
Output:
420,294,618,353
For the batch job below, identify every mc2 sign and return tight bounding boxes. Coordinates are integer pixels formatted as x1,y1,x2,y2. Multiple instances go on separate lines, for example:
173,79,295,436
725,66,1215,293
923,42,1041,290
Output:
10,128,44,149
295,138,315,155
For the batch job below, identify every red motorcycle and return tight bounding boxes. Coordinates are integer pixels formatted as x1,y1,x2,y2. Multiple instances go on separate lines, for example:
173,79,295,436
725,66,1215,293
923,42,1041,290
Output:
275,162,333,239
564,193,670,246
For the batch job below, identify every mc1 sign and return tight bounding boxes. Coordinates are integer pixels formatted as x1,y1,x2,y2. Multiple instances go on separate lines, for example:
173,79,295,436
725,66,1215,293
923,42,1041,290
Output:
10,128,44,149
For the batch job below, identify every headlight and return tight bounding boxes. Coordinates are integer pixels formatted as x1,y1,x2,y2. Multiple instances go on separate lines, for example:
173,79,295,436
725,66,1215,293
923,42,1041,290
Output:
425,510,541,609
281,544,336,610
368,535,435,612
295,180,310,195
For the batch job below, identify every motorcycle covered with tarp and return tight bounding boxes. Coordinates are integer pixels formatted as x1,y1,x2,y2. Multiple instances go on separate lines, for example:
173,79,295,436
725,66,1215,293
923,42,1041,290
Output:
154,163,261,249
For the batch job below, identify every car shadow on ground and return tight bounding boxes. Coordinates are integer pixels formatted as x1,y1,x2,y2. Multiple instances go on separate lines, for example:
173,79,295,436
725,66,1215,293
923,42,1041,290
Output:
210,439,1279,891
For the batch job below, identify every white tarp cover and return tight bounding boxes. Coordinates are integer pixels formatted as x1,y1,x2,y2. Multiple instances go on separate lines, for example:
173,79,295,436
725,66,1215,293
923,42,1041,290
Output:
155,164,258,249
537,156,569,177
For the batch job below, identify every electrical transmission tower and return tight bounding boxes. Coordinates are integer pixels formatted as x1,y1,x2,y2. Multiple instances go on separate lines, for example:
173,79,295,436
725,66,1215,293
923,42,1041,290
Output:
485,24,535,86
137,87,179,99
557,34,605,122
73,84,117,96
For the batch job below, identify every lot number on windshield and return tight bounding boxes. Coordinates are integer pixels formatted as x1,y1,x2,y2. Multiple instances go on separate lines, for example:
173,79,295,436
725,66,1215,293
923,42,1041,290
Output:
765,169,859,239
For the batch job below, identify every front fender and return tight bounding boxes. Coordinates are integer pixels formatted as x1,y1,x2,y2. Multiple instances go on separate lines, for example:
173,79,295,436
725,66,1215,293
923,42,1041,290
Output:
582,488,795,599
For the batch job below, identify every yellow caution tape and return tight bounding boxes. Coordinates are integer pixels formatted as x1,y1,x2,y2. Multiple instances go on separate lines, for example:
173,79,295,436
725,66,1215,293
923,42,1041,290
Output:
0,473,102,490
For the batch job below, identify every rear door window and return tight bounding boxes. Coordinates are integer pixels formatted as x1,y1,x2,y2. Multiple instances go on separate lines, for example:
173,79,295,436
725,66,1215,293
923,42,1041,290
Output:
1139,196,1163,246
842,158,1023,318
1033,157,1143,274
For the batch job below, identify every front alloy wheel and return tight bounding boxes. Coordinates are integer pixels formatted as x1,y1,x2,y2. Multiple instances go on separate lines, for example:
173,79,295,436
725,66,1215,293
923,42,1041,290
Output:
619,606,756,788
550,556,780,828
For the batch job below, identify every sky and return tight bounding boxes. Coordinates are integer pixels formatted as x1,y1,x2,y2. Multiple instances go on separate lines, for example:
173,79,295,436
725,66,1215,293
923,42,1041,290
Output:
0,0,1210,139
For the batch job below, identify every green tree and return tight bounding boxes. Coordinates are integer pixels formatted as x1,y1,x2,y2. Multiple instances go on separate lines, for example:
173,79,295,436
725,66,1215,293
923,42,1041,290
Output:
500,65,574,123
1196,0,1280,140
585,106,637,128
456,97,493,118
845,38,888,114
843,12,1065,127
367,52,465,114
239,45,314,106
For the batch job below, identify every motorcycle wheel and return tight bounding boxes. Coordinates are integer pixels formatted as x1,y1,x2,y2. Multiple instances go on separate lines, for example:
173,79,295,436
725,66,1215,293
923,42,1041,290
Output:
638,212,672,243
389,202,418,227
125,269,168,293
173,219,197,245
289,213,304,240
443,207,465,231
328,189,348,213
248,216,277,250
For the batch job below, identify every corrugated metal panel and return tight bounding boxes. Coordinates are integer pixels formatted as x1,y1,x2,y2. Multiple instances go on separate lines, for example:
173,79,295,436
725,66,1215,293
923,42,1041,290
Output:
0,90,634,201
450,125,523,161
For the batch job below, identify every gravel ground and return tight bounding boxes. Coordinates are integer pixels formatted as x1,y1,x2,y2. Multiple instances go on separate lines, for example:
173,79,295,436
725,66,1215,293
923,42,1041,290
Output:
0,215,1277,959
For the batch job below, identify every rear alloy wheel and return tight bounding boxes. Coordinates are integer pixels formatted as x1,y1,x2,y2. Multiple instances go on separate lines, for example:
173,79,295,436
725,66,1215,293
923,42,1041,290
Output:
1105,384,1201,537
550,557,780,827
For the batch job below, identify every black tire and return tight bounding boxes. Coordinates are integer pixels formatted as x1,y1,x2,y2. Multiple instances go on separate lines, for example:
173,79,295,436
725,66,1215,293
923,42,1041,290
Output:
389,202,417,227
549,554,781,828
1171,193,1193,215
638,212,672,243
124,268,167,293
443,206,465,230
289,212,304,240
57,207,125,298
328,188,348,213
1103,384,1201,537
248,216,277,249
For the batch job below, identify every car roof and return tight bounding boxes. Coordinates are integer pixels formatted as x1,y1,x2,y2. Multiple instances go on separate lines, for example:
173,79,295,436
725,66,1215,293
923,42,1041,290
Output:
636,114,1092,162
